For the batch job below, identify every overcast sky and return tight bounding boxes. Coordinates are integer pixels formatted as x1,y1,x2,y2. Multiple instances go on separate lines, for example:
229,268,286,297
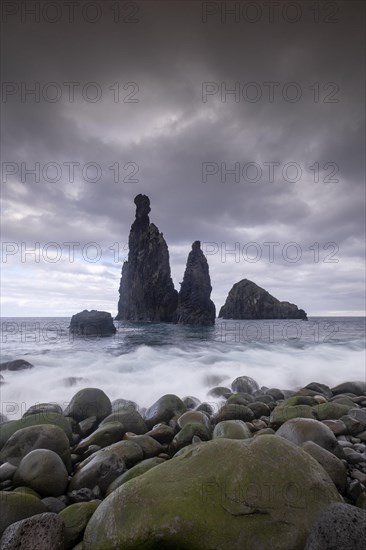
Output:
1,0,365,317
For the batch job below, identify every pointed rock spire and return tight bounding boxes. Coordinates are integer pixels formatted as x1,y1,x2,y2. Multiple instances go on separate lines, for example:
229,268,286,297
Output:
176,241,216,326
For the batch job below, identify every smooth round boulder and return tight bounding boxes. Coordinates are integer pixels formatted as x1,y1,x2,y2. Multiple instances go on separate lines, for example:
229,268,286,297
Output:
270,403,316,428
144,394,186,429
59,501,100,549
213,420,252,440
0,512,64,550
13,449,69,497
64,388,111,423
100,410,147,434
0,413,72,450
0,424,71,471
182,396,201,409
313,402,352,421
75,422,125,454
248,401,271,418
331,381,366,396
177,410,211,429
111,399,138,413
213,403,254,424
231,376,259,394
276,418,340,455
304,503,366,549
122,433,163,458
0,492,47,536
84,436,342,549
172,423,212,451
145,424,175,444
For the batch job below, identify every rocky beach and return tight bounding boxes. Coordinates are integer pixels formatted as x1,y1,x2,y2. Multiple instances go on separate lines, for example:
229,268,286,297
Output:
1,374,366,549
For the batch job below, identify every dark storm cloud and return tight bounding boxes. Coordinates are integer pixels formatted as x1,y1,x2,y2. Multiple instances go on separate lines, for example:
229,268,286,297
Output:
1,0,365,315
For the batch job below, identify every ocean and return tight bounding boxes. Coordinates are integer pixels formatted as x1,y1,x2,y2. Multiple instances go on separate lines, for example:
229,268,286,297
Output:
1,317,365,420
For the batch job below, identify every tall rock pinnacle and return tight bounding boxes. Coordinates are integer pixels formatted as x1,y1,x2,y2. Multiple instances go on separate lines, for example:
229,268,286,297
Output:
116,195,178,321
176,241,216,326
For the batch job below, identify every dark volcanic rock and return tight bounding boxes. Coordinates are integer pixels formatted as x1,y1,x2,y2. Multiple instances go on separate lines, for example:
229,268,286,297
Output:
69,310,116,337
0,512,65,550
219,278,307,320
116,194,178,322
176,241,216,326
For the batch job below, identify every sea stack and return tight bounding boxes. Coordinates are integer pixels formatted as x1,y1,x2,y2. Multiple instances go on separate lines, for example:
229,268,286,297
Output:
176,241,216,326
116,195,178,322
219,279,307,320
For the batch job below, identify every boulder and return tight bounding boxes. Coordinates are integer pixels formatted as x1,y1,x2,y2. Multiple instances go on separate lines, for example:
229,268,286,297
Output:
219,279,307,320
213,420,252,440
116,194,178,322
301,441,347,493
0,414,73,450
83,436,341,549
0,512,64,550
13,449,69,497
100,410,147,434
213,404,255,424
0,424,71,472
331,381,366,396
23,403,63,417
171,423,212,451
64,388,112,423
176,241,216,326
313,402,352,421
0,492,47,536
231,376,259,394
276,418,341,456
74,422,125,454
69,310,116,337
144,394,186,429
304,503,366,549
59,501,100,549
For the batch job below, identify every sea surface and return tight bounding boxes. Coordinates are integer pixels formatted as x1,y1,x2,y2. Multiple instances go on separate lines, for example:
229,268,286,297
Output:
1,317,365,419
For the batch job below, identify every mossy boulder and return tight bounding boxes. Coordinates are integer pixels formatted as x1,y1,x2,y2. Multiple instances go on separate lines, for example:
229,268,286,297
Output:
59,500,100,549
0,491,47,536
0,413,72,450
172,423,212,451
83,436,342,549
100,410,147,434
106,457,165,495
0,424,72,472
13,449,69,497
64,388,112,423
75,422,125,454
213,404,254,424
213,420,252,440
313,402,352,421
301,441,347,494
270,403,316,428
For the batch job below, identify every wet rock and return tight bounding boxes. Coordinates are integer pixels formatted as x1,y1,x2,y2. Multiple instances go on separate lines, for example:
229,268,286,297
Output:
0,512,64,550
0,464,17,483
122,433,164,458
64,388,112,423
0,424,71,472
213,420,252,440
331,381,366,396
213,404,255,424
74,422,125,454
276,418,341,456
100,410,147,434
13,449,68,498
22,403,63,418
69,310,116,337
219,279,307,320
116,194,178,322
207,386,232,399
144,394,186,429
171,423,212,451
0,413,72,450
231,376,259,394
41,497,66,513
176,241,216,326
177,410,211,430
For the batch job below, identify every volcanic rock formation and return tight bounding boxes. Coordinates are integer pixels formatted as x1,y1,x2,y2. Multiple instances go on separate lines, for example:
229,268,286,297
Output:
176,241,216,326
116,195,178,321
219,279,307,320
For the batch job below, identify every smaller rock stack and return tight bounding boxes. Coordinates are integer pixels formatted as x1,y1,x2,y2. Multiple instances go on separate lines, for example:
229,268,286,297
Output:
176,241,216,326
69,310,116,337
